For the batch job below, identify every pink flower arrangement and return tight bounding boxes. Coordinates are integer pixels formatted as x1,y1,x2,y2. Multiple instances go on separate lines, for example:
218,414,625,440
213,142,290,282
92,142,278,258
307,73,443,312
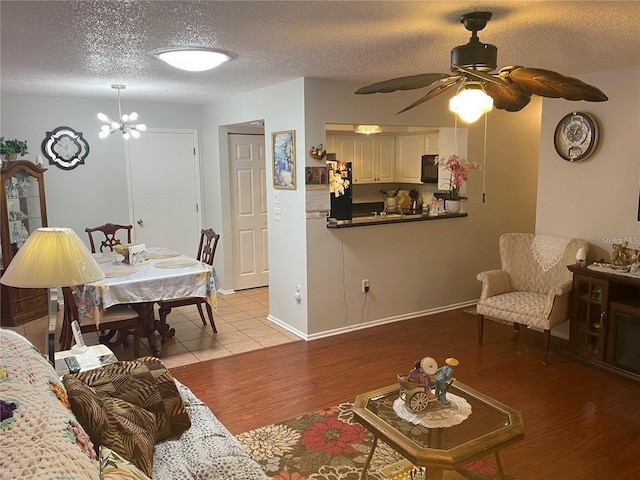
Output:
436,154,481,200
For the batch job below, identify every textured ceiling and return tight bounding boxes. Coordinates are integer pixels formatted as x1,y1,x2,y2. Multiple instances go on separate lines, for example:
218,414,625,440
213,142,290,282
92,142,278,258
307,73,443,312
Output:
1,1,639,104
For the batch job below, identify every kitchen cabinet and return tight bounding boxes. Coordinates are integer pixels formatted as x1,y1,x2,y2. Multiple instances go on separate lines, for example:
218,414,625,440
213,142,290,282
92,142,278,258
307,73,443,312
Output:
395,132,440,183
354,135,395,184
327,134,395,184
1,160,49,326
425,132,439,154
326,134,357,165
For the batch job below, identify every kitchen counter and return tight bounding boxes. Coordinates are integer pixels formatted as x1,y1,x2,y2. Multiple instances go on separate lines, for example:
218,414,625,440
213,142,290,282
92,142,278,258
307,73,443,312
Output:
326,211,467,228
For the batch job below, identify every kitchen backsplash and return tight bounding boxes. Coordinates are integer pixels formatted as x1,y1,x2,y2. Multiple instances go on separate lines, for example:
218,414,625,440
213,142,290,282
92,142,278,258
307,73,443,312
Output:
352,182,441,205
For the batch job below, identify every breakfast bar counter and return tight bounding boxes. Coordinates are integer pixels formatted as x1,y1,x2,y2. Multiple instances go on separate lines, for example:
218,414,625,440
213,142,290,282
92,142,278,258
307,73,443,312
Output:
326,212,467,228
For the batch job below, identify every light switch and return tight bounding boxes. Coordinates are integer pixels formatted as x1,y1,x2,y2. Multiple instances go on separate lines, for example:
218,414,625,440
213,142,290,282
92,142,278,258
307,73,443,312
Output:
274,207,281,220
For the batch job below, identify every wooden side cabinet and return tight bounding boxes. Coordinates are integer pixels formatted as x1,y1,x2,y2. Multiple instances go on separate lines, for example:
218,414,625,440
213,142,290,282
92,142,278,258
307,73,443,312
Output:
607,302,640,376
568,265,640,379
1,160,48,326
570,272,609,361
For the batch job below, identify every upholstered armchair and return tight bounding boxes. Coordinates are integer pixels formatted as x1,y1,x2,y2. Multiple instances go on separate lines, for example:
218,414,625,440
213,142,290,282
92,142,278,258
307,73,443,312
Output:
476,233,589,363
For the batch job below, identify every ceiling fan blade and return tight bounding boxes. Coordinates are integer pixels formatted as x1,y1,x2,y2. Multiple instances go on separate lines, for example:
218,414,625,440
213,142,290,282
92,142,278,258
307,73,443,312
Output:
499,66,608,102
396,77,461,114
453,65,509,87
483,81,532,112
355,73,452,94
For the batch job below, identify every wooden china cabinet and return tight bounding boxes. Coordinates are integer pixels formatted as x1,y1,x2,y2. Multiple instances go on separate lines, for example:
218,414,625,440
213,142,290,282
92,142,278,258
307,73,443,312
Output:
1,160,49,326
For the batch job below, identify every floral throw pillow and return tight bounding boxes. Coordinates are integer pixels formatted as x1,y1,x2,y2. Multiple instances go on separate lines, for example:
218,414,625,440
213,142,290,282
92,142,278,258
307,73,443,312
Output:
100,446,151,480
66,356,190,442
64,376,158,476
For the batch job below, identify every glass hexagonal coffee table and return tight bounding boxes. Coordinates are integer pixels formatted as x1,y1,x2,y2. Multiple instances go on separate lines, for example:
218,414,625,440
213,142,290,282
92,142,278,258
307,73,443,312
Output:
352,381,525,480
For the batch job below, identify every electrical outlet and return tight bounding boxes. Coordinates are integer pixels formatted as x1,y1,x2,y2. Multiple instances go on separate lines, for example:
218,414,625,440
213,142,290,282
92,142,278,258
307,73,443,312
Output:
274,207,281,220
362,279,370,293
295,285,301,304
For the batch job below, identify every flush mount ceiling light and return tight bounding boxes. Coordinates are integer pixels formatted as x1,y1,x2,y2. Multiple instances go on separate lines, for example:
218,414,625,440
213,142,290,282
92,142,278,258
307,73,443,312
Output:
154,48,231,72
354,125,383,135
449,81,494,123
97,84,147,140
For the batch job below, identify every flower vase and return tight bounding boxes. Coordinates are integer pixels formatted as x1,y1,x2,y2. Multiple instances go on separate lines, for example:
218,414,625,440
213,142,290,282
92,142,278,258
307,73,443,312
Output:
1,153,17,168
445,199,461,214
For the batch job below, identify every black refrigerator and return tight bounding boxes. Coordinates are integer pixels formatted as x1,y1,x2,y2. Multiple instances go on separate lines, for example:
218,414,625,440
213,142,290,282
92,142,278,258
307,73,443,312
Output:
328,161,353,220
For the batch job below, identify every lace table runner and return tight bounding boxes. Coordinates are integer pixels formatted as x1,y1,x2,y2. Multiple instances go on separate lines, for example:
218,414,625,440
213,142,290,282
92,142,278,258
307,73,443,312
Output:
588,263,640,278
393,394,471,428
531,235,571,272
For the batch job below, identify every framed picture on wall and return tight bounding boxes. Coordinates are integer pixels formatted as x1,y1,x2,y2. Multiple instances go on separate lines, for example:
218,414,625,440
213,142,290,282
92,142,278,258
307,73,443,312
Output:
305,166,329,189
272,130,296,189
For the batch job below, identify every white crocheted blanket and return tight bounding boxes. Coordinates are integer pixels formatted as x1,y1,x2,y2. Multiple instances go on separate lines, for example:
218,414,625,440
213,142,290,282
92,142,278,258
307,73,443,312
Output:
0,329,99,480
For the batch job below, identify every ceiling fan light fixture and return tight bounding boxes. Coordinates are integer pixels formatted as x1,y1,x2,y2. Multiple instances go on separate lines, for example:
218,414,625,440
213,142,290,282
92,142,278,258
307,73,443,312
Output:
154,48,231,72
449,84,493,123
354,125,383,135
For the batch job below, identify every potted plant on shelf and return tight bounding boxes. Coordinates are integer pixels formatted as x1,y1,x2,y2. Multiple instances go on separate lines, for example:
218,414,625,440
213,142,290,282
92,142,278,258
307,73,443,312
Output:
0,137,29,167
436,154,481,213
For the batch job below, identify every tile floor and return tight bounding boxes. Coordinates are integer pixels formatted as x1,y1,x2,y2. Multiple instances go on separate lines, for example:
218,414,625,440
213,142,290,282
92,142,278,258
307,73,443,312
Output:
5,287,301,369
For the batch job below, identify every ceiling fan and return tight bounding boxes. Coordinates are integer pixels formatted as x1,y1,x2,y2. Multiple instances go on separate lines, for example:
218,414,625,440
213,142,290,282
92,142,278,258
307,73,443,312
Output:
355,12,608,116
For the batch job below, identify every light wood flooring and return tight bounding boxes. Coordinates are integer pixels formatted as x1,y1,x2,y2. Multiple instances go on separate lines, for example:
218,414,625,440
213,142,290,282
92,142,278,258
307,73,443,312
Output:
172,307,640,480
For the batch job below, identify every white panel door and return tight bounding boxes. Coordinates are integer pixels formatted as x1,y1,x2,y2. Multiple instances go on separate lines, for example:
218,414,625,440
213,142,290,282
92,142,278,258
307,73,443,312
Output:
127,130,202,256
229,134,268,290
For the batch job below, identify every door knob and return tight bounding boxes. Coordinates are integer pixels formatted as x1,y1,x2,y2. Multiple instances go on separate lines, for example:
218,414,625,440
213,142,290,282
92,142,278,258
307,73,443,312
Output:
137,219,144,225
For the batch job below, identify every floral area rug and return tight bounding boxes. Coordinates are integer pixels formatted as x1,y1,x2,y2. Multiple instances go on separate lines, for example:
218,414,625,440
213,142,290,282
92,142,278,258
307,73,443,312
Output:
237,402,515,480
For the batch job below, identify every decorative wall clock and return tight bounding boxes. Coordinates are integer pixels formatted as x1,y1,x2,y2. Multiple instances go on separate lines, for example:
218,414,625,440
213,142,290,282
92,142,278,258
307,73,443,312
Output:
553,112,599,162
41,126,90,170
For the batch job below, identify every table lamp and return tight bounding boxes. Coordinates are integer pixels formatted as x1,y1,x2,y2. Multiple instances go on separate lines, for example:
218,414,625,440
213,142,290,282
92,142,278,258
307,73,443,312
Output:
0,227,104,362
576,247,588,267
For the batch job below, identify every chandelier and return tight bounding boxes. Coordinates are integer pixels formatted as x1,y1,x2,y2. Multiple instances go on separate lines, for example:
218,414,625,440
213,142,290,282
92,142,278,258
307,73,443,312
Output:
97,84,147,139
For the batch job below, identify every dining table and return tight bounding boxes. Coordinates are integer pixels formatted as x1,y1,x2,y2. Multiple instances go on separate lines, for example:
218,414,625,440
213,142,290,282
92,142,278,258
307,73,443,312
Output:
79,247,217,357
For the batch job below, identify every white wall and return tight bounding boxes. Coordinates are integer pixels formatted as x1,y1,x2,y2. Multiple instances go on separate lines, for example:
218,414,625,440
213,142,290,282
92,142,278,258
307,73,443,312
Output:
536,66,640,261
302,78,540,336
201,79,310,335
2,75,544,339
1,95,202,249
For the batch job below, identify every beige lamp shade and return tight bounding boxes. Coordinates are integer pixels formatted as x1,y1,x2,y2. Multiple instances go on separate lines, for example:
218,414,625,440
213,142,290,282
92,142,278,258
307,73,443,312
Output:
0,227,104,288
576,247,588,262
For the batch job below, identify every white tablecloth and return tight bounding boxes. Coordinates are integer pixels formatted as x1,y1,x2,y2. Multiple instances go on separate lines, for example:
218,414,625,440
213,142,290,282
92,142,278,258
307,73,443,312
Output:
79,251,217,325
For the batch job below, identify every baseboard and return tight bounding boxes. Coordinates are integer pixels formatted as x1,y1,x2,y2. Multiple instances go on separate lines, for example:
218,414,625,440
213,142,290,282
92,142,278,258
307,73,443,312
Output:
465,306,571,340
529,320,570,340
267,299,478,342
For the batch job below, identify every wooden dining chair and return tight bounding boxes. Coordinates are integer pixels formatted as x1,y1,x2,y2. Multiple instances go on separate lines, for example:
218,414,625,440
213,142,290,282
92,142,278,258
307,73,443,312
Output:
85,223,133,253
60,287,142,358
157,228,220,335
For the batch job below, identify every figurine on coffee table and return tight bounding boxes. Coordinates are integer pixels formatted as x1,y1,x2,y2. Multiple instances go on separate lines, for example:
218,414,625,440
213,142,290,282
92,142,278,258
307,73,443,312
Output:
434,357,459,405
407,359,430,386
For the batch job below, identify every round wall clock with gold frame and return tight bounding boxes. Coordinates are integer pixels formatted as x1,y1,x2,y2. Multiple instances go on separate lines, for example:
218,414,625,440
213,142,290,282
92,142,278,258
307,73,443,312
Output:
41,126,90,170
553,112,599,162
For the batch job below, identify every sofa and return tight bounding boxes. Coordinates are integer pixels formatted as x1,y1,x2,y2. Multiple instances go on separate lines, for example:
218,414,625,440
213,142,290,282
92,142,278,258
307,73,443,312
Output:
0,328,268,480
